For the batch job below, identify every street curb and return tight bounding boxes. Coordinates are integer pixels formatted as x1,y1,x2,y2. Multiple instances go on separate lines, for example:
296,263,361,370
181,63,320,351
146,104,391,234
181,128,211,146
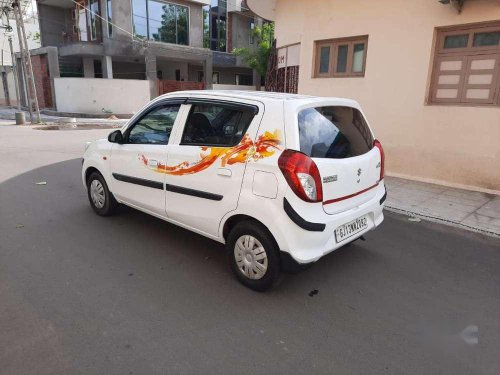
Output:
385,205,500,238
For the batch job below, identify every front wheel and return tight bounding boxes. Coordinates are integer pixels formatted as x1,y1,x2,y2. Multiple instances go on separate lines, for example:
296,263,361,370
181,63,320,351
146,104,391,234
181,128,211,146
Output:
87,171,118,216
226,221,281,292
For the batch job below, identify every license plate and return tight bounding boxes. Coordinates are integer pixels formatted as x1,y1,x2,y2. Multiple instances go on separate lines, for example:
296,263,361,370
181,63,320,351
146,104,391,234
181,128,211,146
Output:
335,215,369,243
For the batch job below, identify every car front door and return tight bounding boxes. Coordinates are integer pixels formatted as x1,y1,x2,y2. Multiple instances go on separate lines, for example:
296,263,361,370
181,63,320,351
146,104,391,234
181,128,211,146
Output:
162,98,263,238
109,100,183,216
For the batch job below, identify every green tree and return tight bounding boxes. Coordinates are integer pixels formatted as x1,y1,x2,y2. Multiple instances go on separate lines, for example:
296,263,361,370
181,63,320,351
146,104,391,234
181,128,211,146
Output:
233,22,274,85
27,31,41,43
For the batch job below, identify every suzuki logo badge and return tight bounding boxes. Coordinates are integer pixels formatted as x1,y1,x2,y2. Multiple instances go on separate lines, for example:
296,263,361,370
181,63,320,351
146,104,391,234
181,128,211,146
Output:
357,168,362,176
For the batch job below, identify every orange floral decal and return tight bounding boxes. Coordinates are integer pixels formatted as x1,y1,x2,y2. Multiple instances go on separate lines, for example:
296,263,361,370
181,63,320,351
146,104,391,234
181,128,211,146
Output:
140,130,282,176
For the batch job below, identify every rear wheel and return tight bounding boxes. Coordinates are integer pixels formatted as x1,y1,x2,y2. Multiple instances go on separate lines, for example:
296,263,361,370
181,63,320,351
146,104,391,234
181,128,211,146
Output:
87,171,118,216
226,221,281,291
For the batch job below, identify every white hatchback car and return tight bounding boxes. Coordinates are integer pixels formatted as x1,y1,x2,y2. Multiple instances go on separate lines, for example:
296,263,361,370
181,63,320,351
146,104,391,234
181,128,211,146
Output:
82,91,386,291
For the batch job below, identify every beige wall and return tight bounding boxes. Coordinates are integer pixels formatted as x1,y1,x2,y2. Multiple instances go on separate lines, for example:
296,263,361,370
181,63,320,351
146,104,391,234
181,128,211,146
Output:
54,78,150,114
274,0,500,192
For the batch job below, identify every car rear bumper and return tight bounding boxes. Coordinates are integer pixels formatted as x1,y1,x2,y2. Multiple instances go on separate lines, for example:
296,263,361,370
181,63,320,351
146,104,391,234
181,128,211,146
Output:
280,183,386,264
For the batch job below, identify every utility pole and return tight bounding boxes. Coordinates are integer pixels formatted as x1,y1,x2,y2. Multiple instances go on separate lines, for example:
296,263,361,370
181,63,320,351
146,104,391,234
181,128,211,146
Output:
5,14,21,110
12,1,40,123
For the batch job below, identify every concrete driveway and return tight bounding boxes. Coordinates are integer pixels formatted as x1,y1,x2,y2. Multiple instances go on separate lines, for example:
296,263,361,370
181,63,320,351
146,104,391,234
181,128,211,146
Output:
1,123,499,374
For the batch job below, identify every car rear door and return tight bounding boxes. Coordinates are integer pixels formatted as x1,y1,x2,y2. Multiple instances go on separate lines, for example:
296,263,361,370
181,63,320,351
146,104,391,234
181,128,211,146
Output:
109,99,184,216
162,98,263,238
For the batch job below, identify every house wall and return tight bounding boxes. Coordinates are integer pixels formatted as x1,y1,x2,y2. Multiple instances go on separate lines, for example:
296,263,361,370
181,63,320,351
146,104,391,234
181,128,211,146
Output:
38,4,71,47
54,78,150,114
188,65,253,85
0,67,18,106
157,60,189,81
231,13,252,50
113,61,146,80
273,0,500,192
219,66,253,85
230,13,262,66
232,13,263,49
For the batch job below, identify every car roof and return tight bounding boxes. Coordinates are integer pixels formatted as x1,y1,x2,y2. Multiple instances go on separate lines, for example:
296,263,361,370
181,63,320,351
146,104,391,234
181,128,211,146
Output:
159,90,359,107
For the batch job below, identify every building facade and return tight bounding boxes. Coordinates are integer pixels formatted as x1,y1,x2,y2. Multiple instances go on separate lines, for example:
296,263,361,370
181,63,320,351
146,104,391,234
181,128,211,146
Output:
23,0,262,112
248,0,500,192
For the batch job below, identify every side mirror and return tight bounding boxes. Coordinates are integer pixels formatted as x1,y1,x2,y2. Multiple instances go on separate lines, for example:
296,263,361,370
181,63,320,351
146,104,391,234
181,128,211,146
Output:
108,130,124,144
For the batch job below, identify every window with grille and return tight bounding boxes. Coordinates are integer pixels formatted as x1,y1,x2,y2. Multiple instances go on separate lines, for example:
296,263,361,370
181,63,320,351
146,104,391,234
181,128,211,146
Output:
430,22,500,106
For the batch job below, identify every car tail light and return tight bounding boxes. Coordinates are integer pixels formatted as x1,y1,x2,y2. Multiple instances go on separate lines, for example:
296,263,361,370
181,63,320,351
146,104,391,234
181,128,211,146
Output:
373,139,385,181
278,149,323,203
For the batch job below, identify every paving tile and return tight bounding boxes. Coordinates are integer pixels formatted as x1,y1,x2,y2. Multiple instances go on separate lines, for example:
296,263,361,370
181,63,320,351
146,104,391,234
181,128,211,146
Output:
387,192,432,206
419,197,478,214
433,192,491,208
476,198,500,219
384,176,499,235
439,189,495,204
402,180,448,194
385,197,425,212
461,212,500,227
461,213,500,235
422,194,485,212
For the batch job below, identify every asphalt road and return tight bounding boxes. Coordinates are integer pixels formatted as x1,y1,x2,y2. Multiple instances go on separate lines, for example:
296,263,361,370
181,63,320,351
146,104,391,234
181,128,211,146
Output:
1,127,499,374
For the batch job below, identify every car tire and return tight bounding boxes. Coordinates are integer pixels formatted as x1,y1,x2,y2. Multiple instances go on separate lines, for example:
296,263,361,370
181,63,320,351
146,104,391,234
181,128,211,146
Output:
86,171,118,216
226,220,281,292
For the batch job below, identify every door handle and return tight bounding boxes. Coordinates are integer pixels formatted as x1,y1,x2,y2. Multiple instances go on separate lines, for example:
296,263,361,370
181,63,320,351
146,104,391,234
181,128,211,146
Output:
148,159,159,167
217,168,232,177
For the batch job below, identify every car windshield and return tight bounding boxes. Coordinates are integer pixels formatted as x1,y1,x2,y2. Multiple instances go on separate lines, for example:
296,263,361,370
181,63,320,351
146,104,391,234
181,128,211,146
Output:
298,106,373,159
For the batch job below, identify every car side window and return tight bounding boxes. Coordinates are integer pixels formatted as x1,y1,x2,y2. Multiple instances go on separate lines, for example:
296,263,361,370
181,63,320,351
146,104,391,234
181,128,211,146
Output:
181,103,255,146
127,104,181,145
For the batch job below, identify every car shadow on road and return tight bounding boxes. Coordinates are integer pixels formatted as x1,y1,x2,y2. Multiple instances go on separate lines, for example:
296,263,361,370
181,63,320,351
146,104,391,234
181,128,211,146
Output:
3,158,500,374
0,158,383,297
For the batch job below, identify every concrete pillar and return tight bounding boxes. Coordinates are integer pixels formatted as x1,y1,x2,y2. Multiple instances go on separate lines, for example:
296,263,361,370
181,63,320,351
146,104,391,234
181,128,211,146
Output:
203,56,213,90
46,47,60,110
83,58,95,78
16,56,27,107
110,0,133,40
46,48,60,78
145,54,157,99
100,0,110,39
102,55,113,79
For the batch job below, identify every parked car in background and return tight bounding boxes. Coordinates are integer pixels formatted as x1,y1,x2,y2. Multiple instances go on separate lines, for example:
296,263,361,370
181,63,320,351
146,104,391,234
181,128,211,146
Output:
82,91,386,291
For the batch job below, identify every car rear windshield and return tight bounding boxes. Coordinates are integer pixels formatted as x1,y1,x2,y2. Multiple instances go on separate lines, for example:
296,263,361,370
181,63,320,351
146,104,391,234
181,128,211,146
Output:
298,106,374,159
